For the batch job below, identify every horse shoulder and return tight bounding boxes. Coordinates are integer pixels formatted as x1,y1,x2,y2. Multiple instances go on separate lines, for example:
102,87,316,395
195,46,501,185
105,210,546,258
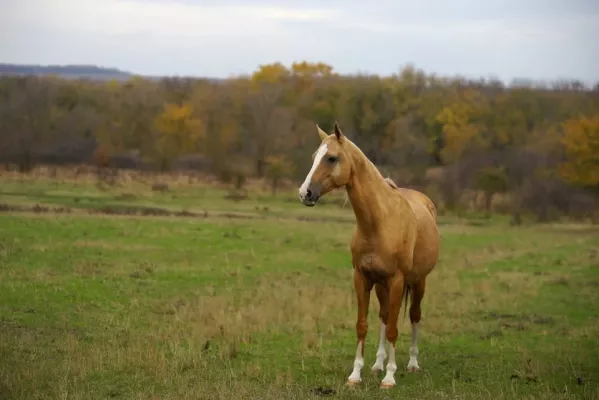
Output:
350,228,372,257
381,212,417,256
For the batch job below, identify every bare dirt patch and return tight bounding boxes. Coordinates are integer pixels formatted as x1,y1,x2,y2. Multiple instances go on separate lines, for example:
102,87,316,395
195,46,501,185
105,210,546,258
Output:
0,202,355,224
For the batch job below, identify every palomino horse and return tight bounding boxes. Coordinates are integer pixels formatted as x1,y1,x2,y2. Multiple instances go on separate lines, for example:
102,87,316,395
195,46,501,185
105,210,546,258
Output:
298,122,440,389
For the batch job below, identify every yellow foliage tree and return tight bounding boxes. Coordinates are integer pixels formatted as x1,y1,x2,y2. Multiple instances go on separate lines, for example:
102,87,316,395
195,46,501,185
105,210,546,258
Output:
152,102,204,170
435,88,490,164
251,62,289,86
290,61,336,105
558,115,599,187
290,61,335,79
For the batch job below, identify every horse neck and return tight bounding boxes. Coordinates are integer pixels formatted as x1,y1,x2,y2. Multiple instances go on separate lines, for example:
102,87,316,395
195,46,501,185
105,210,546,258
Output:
344,143,393,235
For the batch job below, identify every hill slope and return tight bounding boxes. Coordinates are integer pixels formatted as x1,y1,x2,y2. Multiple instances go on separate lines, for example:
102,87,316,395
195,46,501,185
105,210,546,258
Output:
0,63,134,81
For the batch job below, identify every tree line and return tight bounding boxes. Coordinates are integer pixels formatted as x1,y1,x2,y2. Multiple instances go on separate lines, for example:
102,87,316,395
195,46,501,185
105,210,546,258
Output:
0,62,598,222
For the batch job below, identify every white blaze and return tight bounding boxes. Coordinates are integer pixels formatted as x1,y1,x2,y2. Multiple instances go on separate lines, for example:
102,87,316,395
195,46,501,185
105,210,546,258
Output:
298,143,328,198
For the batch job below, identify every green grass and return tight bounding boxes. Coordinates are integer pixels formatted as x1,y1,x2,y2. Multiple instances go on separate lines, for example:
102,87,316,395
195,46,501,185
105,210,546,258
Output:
1,177,598,399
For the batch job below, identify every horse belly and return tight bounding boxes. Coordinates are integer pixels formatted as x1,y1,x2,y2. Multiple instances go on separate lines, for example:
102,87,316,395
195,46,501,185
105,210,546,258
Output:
411,226,440,281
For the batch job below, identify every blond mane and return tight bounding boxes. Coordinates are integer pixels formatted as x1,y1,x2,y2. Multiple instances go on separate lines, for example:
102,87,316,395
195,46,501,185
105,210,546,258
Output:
384,177,399,190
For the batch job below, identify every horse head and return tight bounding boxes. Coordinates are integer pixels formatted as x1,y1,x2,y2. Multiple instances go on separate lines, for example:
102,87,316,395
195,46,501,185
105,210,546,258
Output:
298,122,353,206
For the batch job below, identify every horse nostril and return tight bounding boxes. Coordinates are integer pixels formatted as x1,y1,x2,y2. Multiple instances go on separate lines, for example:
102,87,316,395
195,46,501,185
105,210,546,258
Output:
306,189,312,199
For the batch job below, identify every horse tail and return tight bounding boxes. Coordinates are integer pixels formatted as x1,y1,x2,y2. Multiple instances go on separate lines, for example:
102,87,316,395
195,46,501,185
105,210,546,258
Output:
426,198,438,221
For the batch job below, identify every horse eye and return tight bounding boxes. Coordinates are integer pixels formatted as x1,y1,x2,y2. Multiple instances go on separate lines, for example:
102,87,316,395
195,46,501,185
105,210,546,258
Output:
327,156,338,164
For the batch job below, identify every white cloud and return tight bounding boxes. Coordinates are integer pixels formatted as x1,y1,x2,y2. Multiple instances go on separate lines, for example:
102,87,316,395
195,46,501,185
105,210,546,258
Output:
3,0,340,38
4,0,595,43
1,0,597,83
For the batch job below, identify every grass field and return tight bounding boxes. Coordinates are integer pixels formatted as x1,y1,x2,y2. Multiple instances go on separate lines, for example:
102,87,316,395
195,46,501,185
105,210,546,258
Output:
1,173,598,399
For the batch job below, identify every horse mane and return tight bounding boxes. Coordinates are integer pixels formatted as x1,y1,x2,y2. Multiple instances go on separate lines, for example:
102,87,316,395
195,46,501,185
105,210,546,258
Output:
344,139,400,192
384,177,399,190
343,140,436,220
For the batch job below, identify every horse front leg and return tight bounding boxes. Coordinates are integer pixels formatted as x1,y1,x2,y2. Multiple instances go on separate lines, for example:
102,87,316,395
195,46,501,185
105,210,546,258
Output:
380,273,405,389
371,283,389,374
347,268,373,385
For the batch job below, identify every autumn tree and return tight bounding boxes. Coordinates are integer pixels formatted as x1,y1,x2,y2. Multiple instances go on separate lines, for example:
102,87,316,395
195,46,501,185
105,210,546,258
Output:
191,81,242,182
243,63,294,177
1,59,599,222
43,80,107,165
288,62,338,128
159,77,196,106
264,154,293,196
559,116,599,189
0,76,62,171
94,77,163,161
151,102,204,171
381,115,431,185
284,62,340,181
474,166,509,215
435,87,493,164
337,75,397,165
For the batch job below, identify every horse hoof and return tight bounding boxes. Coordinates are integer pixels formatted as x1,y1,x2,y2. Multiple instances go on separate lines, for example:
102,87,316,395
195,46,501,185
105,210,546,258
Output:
347,379,361,386
380,381,395,389
407,365,421,372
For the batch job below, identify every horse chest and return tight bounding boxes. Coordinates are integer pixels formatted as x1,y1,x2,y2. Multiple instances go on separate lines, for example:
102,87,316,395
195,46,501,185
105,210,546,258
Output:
356,252,393,281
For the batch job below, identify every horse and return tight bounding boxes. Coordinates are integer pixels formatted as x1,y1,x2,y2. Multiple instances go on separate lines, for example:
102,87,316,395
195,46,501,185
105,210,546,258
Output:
297,122,440,389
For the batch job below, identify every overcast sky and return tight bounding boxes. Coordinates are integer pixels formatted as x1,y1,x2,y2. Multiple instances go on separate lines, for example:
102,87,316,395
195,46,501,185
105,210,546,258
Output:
1,0,598,84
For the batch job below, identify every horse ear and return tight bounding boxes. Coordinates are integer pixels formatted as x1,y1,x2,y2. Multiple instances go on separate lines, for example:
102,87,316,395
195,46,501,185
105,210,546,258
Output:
317,125,328,141
333,121,344,141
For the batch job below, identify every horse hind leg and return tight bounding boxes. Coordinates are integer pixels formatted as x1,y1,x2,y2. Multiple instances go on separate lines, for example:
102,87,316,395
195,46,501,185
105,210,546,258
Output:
370,283,388,374
380,274,406,389
407,278,426,372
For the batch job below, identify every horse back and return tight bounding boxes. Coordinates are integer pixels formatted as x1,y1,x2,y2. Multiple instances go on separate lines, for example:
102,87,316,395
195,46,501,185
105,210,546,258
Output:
398,188,437,221
384,178,437,221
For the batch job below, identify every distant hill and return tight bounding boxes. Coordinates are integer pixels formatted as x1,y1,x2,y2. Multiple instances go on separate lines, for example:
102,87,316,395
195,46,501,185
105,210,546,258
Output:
0,63,226,83
0,63,134,81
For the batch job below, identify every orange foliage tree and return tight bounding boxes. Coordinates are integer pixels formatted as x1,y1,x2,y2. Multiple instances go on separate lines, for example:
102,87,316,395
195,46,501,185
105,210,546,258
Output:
559,116,599,188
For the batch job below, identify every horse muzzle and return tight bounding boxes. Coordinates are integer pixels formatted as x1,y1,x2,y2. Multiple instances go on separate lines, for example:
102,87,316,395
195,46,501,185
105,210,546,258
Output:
298,183,322,207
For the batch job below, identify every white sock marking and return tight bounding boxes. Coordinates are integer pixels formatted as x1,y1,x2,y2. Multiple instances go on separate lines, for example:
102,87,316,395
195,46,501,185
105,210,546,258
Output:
381,341,397,387
371,322,386,372
298,143,328,199
407,322,420,371
347,340,364,383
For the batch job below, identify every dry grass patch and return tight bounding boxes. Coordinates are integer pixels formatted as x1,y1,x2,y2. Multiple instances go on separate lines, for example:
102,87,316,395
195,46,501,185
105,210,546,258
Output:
149,273,353,353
